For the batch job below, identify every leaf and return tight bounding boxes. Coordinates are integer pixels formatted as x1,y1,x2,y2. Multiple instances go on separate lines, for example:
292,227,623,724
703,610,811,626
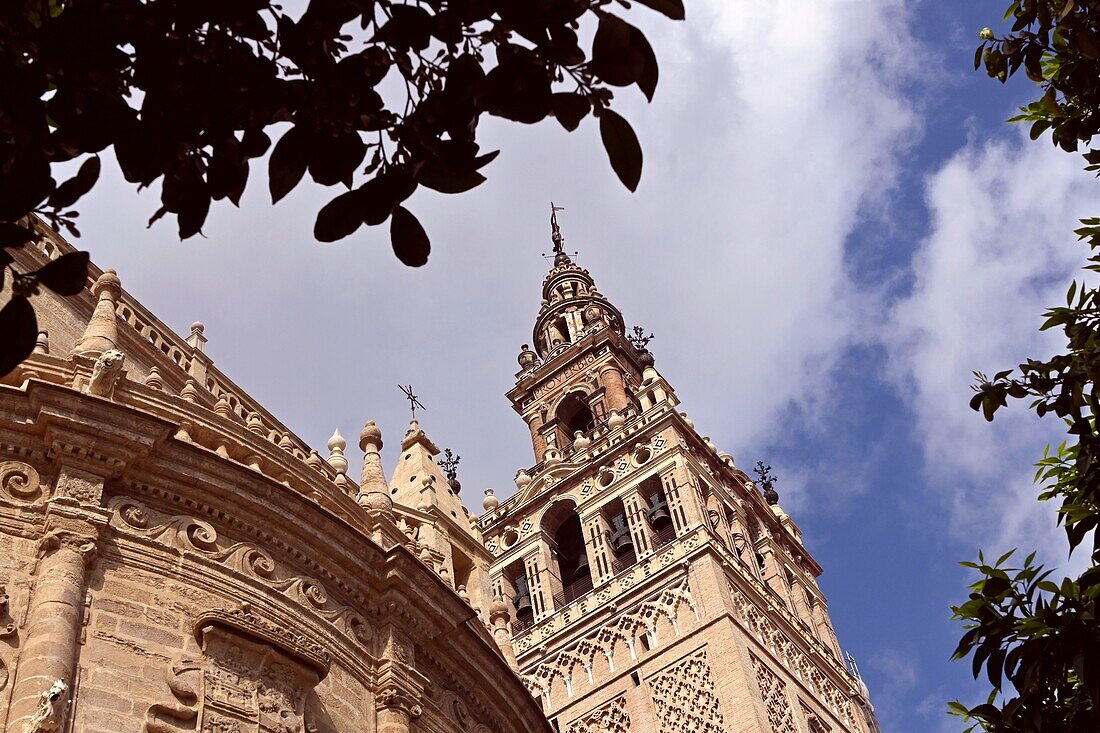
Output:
0,296,38,377
33,252,90,296
552,92,591,132
390,206,430,267
0,223,38,249
314,189,365,242
373,5,432,51
47,156,101,210
599,110,643,191
632,0,685,20
418,161,486,194
269,126,310,203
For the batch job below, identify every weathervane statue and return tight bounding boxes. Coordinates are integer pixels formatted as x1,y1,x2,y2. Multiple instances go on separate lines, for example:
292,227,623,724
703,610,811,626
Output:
550,201,566,254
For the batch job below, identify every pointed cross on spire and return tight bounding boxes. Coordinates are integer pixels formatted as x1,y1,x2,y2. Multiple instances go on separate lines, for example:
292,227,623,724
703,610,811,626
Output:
399,384,425,419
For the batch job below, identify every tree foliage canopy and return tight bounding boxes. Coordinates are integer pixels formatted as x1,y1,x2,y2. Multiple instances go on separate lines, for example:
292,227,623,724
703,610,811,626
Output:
0,0,680,374
954,2,1100,731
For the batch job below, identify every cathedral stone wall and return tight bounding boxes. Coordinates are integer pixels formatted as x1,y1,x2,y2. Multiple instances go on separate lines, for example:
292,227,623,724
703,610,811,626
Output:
0,223,549,733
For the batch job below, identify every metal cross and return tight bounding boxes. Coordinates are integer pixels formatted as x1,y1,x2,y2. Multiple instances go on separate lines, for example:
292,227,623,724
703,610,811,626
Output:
399,384,426,419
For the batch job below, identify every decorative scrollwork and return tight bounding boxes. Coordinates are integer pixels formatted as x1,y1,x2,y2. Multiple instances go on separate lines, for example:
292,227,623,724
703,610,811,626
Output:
0,461,42,502
108,497,372,651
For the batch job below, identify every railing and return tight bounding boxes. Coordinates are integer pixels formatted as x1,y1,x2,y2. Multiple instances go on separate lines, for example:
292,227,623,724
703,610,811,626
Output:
511,615,535,635
552,575,594,608
651,523,677,550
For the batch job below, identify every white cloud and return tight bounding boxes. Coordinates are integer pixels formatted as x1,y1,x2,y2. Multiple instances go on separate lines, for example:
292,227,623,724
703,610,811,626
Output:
65,0,922,505
886,131,1095,563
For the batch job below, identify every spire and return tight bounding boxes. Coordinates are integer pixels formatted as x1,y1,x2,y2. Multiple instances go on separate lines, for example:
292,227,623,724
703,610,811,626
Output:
357,420,392,515
72,269,121,357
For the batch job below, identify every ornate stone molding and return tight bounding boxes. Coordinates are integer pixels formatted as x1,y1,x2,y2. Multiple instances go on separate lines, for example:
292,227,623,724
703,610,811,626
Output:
108,497,375,652
194,607,331,679
0,461,43,503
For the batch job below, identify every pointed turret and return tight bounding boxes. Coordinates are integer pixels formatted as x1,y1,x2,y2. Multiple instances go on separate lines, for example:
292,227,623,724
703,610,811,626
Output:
72,269,121,357
389,419,470,528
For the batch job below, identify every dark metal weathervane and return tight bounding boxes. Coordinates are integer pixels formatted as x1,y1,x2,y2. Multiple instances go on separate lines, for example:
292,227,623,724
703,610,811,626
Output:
550,201,566,254
398,384,426,420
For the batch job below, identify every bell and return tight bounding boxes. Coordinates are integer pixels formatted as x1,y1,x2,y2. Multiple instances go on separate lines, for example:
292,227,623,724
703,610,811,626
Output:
513,576,533,619
571,554,591,583
646,492,672,531
608,514,634,555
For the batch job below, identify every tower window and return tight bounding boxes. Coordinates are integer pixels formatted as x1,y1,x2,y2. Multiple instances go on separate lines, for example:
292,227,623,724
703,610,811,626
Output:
555,391,595,449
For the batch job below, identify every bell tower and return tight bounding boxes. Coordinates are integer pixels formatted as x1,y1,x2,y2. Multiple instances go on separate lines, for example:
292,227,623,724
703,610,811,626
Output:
478,210,881,733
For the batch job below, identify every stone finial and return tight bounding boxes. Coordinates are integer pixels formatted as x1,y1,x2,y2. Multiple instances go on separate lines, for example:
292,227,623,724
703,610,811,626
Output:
483,488,499,511
144,366,165,390
214,396,233,418
704,436,717,453
181,379,200,403
514,469,532,490
305,450,325,472
356,420,393,517
187,321,207,352
518,344,538,369
572,430,591,451
73,269,122,357
33,330,49,355
327,429,348,474
680,411,694,429
278,433,295,452
246,412,265,435
607,410,625,430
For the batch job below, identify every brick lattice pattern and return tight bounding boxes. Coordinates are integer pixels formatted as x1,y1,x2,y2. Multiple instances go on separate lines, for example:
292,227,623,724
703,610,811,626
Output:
648,651,726,733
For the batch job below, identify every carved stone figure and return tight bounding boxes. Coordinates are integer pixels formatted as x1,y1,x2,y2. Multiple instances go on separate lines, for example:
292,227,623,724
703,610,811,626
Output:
25,679,69,733
85,348,126,398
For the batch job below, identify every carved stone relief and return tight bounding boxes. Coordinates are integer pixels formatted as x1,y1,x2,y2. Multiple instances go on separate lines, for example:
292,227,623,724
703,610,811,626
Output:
0,461,44,503
751,653,795,733
108,497,373,649
144,608,330,733
566,694,629,733
647,650,726,733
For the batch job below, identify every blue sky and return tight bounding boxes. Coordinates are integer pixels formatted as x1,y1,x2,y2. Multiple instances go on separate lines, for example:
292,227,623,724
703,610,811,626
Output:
58,2,1098,731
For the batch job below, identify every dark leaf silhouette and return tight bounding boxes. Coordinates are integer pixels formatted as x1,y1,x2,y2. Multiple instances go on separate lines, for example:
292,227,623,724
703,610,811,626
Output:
34,252,90,296
599,110,643,191
0,223,37,249
390,206,429,267
269,127,310,204
0,297,37,377
315,189,365,242
48,156,101,210
552,93,591,132
633,0,686,20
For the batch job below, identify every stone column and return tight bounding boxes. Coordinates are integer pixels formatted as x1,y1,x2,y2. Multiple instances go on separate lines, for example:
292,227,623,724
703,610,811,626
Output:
526,411,546,462
6,510,100,732
377,703,412,733
622,491,654,560
599,366,629,413
582,511,613,583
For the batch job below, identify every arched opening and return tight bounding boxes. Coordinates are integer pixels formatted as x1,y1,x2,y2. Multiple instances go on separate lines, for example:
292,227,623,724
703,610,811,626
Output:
542,500,593,607
555,392,594,449
601,497,636,572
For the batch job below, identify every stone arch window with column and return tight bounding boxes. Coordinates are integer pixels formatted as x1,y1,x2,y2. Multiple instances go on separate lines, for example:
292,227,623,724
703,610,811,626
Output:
540,498,594,609
548,390,597,454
